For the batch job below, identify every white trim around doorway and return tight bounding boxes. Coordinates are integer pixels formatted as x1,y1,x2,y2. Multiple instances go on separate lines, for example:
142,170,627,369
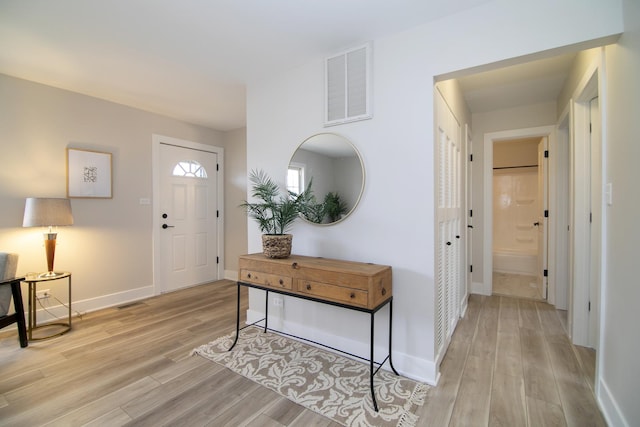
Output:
482,126,556,297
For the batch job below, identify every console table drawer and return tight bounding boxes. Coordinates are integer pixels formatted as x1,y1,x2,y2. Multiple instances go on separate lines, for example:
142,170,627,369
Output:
293,268,369,291
297,279,368,307
239,269,292,290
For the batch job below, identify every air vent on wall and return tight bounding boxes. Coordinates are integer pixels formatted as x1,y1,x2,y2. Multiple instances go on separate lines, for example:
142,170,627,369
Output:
324,42,372,126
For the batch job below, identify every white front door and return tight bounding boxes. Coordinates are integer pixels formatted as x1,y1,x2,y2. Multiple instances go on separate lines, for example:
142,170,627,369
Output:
158,142,219,292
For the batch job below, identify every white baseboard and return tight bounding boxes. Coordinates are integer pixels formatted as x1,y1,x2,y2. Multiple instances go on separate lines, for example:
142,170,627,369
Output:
246,308,439,385
30,284,155,324
460,298,468,318
598,378,629,427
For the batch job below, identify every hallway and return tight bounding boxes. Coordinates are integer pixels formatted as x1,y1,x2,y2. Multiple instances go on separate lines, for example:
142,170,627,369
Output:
416,294,603,426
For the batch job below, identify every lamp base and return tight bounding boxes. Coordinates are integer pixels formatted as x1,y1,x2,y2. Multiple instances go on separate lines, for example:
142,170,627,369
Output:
43,232,58,277
37,271,66,279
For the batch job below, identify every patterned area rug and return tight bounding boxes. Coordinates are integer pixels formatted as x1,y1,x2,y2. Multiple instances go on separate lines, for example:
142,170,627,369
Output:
192,327,428,427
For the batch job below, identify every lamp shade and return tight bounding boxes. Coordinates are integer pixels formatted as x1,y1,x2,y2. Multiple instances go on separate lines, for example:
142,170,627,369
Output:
23,198,74,227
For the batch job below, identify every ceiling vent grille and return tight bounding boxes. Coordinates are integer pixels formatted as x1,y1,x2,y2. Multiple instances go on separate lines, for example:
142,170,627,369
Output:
324,42,372,126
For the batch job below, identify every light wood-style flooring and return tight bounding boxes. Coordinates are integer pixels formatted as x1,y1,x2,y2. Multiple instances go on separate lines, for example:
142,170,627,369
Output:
0,280,604,426
492,272,543,300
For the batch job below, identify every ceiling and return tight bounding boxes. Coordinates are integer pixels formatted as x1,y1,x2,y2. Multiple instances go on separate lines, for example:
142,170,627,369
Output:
456,52,577,113
1,0,575,131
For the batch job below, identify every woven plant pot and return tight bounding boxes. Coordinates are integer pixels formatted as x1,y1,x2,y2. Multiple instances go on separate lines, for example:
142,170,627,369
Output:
262,234,293,259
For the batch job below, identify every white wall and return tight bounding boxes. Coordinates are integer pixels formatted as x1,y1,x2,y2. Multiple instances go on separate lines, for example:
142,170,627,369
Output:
221,127,248,277
246,0,624,384
600,0,640,424
0,74,235,312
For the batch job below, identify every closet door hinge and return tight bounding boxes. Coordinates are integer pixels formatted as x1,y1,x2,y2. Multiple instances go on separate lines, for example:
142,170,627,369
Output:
216,256,219,264
543,269,548,277
469,154,473,162
544,210,549,218
544,150,549,158
470,265,473,273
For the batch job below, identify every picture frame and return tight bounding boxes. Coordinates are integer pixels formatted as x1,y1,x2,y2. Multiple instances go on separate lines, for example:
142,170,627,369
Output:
66,148,112,198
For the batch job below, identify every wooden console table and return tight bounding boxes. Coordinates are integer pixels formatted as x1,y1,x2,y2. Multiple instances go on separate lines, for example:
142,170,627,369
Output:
232,253,397,412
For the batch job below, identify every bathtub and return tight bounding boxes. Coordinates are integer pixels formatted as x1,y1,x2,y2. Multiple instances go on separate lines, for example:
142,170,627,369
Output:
493,249,538,276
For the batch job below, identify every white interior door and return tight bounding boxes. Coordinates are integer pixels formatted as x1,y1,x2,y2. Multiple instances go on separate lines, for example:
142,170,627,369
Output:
465,124,473,311
159,143,218,292
435,89,463,364
537,137,549,299
588,96,601,349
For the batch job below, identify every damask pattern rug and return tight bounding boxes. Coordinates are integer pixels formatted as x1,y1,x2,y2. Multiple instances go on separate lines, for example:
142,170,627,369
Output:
192,327,428,427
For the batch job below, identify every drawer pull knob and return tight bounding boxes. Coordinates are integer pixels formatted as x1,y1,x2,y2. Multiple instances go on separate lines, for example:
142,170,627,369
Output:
247,273,252,278
382,288,387,296
292,262,299,269
350,293,355,299
279,279,283,285
306,283,311,290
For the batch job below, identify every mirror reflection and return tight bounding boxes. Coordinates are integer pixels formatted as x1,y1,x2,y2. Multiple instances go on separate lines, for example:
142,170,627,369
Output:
288,133,364,225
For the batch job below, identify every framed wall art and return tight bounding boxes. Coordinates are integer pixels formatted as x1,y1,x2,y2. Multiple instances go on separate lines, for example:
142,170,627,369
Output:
66,148,112,198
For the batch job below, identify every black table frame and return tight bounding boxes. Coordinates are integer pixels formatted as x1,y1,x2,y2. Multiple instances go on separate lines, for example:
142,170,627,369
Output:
230,281,398,412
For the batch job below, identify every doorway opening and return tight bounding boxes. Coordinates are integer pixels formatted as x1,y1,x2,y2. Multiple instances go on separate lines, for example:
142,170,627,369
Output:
482,126,556,299
491,136,547,300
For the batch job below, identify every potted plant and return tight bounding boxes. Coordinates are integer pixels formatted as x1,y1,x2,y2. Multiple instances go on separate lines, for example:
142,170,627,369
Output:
241,170,307,258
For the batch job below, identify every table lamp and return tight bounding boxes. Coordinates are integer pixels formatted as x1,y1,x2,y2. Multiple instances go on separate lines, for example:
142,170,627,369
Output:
23,198,74,278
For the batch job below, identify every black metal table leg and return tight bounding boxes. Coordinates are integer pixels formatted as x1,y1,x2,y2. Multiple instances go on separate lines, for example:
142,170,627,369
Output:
264,290,269,333
228,282,241,351
388,298,398,375
370,311,379,412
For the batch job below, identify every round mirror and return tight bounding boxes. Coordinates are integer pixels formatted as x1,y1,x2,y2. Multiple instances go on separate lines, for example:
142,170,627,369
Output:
288,133,364,225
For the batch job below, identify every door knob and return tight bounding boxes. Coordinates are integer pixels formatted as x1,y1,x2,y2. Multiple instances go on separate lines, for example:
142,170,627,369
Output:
162,213,168,219
533,222,540,227
162,224,174,229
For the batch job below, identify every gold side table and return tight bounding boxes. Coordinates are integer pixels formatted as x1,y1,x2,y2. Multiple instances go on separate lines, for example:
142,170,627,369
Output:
23,272,72,340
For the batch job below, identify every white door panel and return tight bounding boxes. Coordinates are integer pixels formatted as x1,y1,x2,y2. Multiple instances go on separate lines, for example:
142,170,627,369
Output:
435,89,463,364
159,143,218,292
588,96,601,349
537,138,549,299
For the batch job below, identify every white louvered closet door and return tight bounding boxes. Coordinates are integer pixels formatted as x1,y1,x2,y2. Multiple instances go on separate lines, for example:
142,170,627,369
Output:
435,90,463,364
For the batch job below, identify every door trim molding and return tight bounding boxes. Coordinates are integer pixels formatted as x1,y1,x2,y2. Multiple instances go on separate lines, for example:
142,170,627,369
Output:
483,125,555,296
151,134,225,294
